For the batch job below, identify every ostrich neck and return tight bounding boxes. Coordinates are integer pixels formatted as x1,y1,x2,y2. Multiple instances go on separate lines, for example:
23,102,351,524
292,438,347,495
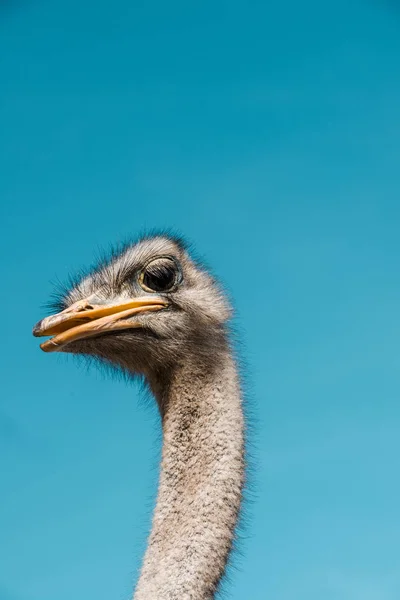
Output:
134,347,245,600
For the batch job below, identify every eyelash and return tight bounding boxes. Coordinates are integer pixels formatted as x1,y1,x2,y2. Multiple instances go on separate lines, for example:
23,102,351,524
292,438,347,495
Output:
138,257,182,293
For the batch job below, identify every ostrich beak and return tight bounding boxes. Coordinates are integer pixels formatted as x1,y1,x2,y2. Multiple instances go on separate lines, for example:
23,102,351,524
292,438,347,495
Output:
32,297,167,353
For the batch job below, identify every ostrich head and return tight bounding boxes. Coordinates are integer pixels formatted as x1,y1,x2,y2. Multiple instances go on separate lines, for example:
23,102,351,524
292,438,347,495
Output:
33,235,232,383
33,234,245,599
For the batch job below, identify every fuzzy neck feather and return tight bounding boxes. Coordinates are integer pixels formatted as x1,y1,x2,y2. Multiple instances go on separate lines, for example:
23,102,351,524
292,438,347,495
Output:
134,345,245,600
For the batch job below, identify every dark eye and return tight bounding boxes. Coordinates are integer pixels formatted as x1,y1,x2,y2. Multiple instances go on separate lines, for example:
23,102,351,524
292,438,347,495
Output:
139,258,181,293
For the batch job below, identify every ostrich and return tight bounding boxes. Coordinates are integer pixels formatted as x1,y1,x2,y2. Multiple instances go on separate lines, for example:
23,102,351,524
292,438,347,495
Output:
33,234,245,600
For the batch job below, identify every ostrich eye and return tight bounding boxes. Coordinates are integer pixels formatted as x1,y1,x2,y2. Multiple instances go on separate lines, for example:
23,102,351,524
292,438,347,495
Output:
139,258,181,293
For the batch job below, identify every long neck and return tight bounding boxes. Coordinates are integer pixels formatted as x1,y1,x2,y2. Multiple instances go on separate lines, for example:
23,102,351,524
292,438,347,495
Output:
134,347,245,600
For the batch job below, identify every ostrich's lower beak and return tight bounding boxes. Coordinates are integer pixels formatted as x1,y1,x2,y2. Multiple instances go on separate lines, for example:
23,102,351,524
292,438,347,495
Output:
32,297,167,353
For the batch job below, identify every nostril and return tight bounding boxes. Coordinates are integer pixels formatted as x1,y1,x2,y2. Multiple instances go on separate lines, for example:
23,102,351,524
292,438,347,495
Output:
69,300,95,313
76,304,94,312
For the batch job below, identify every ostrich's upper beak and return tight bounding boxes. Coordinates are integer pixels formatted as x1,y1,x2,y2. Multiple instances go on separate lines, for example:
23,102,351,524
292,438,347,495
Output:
32,297,167,353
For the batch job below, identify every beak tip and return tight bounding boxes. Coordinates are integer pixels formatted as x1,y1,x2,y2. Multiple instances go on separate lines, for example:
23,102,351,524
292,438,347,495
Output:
40,342,53,353
32,323,42,337
33,318,48,337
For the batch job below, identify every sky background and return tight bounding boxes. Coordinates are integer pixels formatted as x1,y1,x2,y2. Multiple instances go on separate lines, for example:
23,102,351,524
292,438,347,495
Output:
1,1,400,599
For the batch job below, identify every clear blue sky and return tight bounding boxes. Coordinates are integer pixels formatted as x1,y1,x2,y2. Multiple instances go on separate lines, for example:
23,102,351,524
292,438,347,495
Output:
1,1,400,599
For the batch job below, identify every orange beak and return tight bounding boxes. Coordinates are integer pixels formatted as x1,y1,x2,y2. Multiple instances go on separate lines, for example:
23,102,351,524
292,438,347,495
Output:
33,297,167,353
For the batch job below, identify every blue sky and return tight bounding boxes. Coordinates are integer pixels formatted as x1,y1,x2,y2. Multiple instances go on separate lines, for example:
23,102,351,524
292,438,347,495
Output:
1,1,400,598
